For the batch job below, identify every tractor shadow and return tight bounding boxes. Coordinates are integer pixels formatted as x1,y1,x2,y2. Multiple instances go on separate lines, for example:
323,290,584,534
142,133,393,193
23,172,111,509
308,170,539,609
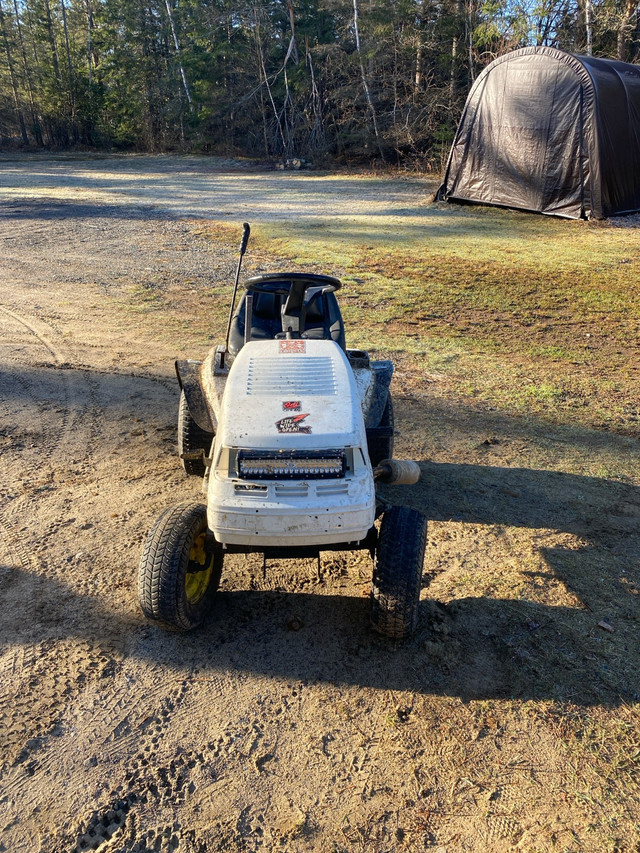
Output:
128,556,639,708
3,455,638,708
3,553,637,709
128,453,639,708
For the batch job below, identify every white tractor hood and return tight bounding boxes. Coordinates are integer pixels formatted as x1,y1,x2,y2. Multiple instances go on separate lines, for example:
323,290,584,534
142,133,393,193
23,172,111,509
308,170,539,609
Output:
217,338,364,451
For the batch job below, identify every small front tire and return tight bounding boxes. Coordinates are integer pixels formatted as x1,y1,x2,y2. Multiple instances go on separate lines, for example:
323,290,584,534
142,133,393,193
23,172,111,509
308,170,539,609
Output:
371,505,427,639
138,503,222,631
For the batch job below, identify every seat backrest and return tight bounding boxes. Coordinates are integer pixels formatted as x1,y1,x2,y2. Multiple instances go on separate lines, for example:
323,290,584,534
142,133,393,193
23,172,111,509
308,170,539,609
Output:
228,283,346,357
253,291,279,320
305,288,326,324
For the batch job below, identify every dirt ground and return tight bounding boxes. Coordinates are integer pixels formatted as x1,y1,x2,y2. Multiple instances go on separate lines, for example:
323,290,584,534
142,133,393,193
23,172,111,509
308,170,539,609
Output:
1,156,639,853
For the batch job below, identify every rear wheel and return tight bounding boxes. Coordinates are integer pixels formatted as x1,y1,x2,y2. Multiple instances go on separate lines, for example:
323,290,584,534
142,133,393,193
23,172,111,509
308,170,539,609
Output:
178,391,214,478
371,505,427,639
367,393,394,467
138,503,223,631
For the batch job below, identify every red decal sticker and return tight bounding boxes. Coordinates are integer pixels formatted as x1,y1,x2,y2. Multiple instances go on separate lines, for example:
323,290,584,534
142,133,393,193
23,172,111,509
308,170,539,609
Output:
279,340,306,354
276,413,311,434
283,401,302,412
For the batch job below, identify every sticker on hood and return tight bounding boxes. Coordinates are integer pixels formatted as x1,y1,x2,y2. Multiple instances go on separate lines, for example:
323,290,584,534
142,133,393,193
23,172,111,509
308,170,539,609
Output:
276,413,311,434
279,340,306,354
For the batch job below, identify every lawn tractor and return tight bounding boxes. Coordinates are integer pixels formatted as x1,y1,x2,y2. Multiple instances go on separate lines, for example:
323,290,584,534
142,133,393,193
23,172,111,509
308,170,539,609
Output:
138,224,427,639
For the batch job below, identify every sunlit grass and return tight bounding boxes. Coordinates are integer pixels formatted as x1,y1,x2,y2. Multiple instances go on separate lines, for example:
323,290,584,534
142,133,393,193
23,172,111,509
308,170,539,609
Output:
205,209,639,437
257,205,640,271
134,193,639,439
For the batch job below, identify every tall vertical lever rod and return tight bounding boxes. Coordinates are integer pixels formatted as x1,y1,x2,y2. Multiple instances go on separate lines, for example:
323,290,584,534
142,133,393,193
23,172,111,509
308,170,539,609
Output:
223,222,251,365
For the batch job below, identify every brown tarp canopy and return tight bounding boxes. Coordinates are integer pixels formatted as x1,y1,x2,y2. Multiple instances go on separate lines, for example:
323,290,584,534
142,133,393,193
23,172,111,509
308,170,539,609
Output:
438,47,640,219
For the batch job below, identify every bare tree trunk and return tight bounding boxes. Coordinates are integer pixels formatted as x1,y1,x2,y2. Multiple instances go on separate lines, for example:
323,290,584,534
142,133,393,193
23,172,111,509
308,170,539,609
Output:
449,36,457,107
286,0,298,65
585,0,593,55
253,8,287,157
467,0,476,83
415,43,423,93
60,0,73,86
259,88,269,158
43,0,67,144
164,0,192,108
43,0,62,85
282,66,294,159
449,0,462,108
12,0,42,144
59,0,78,140
139,0,158,149
414,0,427,93
353,0,384,161
306,36,325,155
392,32,399,129
86,0,93,85
617,0,639,60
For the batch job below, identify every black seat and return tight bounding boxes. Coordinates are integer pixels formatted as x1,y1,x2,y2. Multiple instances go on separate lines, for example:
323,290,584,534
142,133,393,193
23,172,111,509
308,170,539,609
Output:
228,279,346,357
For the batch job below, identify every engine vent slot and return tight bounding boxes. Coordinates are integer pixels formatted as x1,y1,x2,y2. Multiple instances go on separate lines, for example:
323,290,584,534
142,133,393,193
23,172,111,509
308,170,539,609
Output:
234,484,268,496
274,483,309,497
247,356,337,396
316,482,349,497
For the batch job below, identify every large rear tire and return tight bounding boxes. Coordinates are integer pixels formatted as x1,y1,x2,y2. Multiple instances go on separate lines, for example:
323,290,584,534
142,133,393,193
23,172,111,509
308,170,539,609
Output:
371,505,427,639
138,503,222,631
178,391,214,478
367,393,394,467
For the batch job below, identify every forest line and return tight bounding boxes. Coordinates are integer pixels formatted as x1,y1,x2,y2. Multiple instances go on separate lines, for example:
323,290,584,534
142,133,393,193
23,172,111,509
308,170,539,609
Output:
0,0,638,165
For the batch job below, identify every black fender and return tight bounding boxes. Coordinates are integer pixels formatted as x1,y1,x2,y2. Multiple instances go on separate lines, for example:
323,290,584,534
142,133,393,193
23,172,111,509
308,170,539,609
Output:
365,360,393,428
175,359,216,434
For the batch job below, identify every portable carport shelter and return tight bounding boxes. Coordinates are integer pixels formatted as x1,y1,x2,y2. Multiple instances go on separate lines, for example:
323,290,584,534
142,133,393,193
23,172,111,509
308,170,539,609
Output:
438,47,640,219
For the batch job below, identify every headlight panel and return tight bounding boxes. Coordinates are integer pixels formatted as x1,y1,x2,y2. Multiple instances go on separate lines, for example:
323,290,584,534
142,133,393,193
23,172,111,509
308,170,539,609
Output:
237,449,347,480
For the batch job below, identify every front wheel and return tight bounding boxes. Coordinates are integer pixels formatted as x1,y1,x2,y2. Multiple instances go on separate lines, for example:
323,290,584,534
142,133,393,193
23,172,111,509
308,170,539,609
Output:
138,503,223,631
371,505,427,639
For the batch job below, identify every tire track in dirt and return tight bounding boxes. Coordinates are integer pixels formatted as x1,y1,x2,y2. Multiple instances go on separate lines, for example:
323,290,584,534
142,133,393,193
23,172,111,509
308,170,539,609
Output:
2,309,109,474
0,641,122,792
30,662,270,853
0,306,90,467
36,669,220,853
0,305,136,849
0,306,101,595
70,363,177,396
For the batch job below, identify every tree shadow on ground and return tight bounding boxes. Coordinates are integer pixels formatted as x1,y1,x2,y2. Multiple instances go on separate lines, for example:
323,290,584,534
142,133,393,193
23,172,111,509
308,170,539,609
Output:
0,197,177,222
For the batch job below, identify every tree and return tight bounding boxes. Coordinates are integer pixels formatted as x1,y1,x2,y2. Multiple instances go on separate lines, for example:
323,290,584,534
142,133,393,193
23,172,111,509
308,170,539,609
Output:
0,0,636,159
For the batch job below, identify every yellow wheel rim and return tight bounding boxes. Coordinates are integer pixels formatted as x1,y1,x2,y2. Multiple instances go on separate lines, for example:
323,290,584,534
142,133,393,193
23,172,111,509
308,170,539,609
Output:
185,532,214,605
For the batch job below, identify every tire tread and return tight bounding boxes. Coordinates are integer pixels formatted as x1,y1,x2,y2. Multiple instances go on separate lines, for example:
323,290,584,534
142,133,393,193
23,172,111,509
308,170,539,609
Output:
138,502,221,631
178,392,214,478
371,505,427,639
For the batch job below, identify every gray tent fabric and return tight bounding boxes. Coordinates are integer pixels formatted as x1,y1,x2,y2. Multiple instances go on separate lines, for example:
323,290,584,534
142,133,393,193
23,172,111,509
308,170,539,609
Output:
438,47,640,219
